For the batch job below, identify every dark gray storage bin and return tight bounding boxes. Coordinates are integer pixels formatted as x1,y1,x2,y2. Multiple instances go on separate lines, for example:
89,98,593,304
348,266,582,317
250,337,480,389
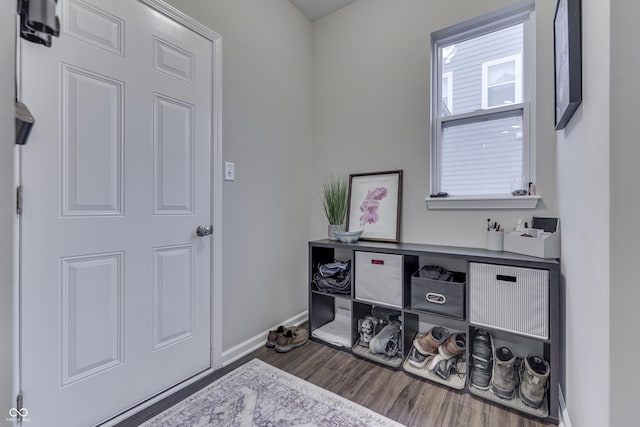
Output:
411,269,465,319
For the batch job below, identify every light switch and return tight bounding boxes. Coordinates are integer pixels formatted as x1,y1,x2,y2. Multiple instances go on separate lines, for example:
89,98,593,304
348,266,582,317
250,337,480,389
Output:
224,161,235,181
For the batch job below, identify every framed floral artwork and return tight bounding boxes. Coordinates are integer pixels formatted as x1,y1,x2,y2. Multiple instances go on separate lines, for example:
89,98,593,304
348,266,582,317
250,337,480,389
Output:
346,170,402,242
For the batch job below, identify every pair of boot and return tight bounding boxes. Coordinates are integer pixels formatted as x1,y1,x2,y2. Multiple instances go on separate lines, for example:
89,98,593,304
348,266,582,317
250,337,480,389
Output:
491,347,550,409
265,325,308,353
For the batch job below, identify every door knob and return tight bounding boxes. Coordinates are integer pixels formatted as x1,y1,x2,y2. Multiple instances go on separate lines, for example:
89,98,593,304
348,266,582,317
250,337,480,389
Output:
196,225,213,237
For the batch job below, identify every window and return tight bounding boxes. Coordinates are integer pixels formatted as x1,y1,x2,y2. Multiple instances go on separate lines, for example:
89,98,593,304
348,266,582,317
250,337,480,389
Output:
482,54,522,109
430,2,535,200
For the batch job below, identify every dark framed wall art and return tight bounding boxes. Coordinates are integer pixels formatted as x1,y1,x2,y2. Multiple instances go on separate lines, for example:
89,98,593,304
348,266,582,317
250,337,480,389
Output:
346,170,402,242
554,0,582,130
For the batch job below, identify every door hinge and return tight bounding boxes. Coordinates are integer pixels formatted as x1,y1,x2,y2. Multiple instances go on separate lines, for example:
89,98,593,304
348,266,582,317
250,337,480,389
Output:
16,185,23,215
16,392,24,420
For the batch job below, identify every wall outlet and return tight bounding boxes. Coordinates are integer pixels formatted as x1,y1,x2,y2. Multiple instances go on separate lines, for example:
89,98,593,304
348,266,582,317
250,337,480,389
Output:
224,161,235,181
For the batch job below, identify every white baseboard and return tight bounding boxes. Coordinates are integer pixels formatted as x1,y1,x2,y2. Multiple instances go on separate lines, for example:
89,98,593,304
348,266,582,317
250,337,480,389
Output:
558,385,572,427
221,310,309,367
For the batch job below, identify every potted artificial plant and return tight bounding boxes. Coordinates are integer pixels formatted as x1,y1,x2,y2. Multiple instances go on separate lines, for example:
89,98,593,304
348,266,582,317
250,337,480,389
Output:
320,176,348,240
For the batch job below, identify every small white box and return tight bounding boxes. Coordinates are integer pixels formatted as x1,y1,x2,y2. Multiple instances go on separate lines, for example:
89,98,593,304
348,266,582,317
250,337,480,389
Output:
503,229,560,259
355,251,402,308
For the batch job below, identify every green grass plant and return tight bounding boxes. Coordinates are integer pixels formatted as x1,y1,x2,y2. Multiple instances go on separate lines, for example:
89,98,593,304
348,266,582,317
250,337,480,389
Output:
321,176,348,225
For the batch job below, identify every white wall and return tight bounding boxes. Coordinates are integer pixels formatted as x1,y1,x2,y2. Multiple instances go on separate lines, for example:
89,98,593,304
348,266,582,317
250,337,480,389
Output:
164,0,313,353
0,1,15,415
311,0,557,247
556,0,610,426
609,0,640,425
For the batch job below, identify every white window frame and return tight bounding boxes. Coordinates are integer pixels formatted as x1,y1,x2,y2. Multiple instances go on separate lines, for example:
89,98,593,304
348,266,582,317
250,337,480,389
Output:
482,54,523,109
442,71,453,114
429,0,538,209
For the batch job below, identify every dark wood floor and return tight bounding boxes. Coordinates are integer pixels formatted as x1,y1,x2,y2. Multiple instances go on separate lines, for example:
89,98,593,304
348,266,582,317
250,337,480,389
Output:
116,336,553,427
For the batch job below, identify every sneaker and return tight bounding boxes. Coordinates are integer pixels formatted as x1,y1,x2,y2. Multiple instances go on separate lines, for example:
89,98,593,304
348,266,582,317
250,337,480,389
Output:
358,316,377,346
470,329,493,390
472,329,492,360
369,322,401,357
426,353,444,371
470,355,492,390
414,326,449,356
275,328,308,353
438,332,466,359
408,345,429,368
266,326,296,348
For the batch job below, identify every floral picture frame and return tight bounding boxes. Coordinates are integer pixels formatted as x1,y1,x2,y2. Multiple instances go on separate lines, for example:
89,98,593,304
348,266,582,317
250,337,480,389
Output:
346,170,402,242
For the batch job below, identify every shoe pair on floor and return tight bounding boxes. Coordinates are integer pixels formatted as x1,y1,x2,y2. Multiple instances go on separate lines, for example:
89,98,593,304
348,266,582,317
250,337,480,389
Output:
266,326,308,353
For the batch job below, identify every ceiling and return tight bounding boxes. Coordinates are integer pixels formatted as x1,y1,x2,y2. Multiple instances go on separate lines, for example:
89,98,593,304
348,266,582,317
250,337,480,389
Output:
288,0,359,21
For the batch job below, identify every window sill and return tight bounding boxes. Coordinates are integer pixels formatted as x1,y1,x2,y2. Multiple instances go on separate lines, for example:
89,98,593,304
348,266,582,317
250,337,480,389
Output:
426,195,541,210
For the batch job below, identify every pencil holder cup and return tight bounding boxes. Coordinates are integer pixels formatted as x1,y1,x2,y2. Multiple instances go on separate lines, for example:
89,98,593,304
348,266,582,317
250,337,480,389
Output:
486,230,504,251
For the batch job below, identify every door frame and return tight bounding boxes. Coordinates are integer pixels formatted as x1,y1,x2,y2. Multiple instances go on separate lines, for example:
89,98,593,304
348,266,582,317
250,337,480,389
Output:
14,0,223,423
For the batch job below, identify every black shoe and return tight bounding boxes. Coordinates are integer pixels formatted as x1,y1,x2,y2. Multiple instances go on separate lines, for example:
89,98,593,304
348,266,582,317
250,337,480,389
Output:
471,329,493,390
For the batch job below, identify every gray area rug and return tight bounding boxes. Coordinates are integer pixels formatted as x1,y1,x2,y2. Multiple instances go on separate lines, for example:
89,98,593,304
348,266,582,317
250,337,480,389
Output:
141,358,403,427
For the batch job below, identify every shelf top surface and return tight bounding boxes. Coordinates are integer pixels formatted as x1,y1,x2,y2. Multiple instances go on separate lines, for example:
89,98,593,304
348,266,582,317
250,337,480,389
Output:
309,239,559,265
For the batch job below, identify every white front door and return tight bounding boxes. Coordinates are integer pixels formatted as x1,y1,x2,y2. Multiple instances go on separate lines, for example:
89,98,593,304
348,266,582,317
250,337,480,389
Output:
20,1,213,425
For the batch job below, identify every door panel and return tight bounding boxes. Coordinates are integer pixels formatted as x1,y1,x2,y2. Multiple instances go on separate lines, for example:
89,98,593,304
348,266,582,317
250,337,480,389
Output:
153,36,194,83
61,65,124,216
153,245,195,350
65,0,124,56
61,252,124,386
20,1,213,425
153,94,195,215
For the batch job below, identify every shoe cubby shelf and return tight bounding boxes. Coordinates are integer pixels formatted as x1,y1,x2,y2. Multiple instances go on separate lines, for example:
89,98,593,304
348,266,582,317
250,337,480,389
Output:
402,354,467,391
308,239,561,424
469,385,549,419
352,342,404,369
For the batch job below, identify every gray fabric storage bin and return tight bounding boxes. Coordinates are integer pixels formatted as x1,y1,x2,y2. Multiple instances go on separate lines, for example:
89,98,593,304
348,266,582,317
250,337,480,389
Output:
469,262,549,339
411,269,465,319
355,251,403,308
